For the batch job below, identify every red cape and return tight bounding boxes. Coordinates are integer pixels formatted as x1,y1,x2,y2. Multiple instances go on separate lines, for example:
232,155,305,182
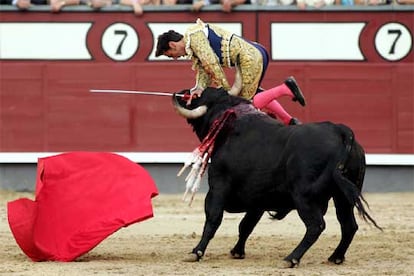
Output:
7,152,158,262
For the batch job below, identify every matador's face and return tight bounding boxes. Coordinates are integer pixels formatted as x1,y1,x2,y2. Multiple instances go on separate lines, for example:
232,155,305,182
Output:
164,40,186,60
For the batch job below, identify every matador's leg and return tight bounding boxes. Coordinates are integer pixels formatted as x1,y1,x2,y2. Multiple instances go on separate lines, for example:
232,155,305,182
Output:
253,77,306,125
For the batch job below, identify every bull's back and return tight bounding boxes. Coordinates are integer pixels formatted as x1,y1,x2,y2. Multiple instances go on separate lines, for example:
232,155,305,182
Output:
214,119,346,174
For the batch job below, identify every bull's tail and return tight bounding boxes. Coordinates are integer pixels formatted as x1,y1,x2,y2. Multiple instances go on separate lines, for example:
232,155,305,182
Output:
333,124,382,231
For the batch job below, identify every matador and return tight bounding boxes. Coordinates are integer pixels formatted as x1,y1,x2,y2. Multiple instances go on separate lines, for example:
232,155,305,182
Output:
156,18,306,125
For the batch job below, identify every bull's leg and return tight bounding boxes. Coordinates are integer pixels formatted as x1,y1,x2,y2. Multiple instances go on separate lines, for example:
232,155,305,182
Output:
184,190,226,262
328,195,358,264
283,203,327,268
230,210,264,259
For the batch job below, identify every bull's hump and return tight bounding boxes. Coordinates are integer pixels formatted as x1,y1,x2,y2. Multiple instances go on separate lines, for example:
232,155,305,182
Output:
233,103,261,117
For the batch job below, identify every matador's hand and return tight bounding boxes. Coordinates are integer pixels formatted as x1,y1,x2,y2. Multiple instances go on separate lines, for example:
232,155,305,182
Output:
187,88,203,105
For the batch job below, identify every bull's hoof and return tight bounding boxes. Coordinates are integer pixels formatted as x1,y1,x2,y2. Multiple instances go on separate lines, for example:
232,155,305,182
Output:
328,256,345,265
183,251,202,262
279,258,300,268
230,249,245,259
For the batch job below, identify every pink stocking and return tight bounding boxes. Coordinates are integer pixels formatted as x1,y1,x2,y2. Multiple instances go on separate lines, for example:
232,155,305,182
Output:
253,84,294,125
264,100,292,125
252,84,294,109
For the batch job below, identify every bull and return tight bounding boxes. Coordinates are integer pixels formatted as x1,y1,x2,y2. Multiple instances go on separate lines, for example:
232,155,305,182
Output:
172,87,381,268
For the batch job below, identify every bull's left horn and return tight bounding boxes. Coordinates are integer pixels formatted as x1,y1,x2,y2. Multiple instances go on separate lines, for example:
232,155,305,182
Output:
172,94,207,119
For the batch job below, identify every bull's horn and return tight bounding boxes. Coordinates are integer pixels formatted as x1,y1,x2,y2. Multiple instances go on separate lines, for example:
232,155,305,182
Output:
172,94,207,119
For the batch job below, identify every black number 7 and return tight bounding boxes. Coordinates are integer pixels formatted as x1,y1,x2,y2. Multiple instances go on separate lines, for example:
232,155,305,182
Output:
114,30,128,55
387,29,402,55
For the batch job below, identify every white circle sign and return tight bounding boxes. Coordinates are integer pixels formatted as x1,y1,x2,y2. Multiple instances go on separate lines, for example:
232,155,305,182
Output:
101,23,138,61
375,22,412,61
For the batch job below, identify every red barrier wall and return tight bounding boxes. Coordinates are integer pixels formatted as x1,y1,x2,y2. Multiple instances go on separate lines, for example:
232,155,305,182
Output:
0,9,413,153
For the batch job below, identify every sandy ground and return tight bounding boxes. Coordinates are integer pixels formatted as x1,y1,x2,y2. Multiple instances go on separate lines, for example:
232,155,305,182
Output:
1,190,413,276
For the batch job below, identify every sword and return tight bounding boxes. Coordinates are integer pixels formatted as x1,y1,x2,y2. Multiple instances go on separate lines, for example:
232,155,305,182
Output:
90,89,185,97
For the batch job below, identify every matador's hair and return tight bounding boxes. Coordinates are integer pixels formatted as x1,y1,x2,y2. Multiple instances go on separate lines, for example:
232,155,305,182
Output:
155,30,184,57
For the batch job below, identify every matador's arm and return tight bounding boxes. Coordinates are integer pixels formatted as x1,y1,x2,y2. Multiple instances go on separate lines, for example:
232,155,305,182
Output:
189,31,231,91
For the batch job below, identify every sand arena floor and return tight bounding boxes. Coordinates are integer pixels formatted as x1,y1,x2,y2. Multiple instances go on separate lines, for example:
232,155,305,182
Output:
1,190,413,276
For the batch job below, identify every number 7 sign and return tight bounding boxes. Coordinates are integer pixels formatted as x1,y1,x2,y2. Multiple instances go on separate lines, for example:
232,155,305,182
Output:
101,23,139,61
375,22,412,62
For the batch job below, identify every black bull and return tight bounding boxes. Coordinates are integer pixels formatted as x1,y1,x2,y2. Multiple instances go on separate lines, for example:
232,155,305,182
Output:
172,87,381,267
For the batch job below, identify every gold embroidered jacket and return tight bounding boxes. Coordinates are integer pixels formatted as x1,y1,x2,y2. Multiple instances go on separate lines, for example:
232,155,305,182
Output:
184,19,264,100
